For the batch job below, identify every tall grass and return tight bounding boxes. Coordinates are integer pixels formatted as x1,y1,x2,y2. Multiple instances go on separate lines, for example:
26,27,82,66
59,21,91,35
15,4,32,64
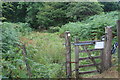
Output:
1,22,66,78
21,32,66,78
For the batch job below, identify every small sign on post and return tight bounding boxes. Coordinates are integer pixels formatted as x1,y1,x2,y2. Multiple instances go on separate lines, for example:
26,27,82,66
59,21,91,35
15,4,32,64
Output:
95,42,104,49
68,33,70,37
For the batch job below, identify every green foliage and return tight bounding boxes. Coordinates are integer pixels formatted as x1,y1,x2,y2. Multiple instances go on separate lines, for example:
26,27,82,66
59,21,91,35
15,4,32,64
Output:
1,22,32,38
24,32,65,64
48,26,60,33
1,22,63,78
2,2,27,22
47,63,65,78
60,11,118,40
2,47,28,78
100,2,120,12
1,2,119,78
36,2,103,28
1,22,66,78
67,2,104,21
25,3,43,29
36,3,69,29
14,23,32,35
1,22,27,78
22,32,66,78
2,2,105,29
1,22,19,53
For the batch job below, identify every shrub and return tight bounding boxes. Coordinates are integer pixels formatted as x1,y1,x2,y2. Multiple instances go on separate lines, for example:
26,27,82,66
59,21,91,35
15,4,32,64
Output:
19,32,66,78
60,11,118,40
100,2,119,12
48,26,60,33
1,22,54,78
24,32,65,64
67,2,104,21
1,22,28,78
1,22,19,53
14,22,32,35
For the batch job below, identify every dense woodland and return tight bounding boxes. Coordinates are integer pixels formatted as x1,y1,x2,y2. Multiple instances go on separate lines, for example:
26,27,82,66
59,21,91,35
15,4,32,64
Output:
1,2,120,78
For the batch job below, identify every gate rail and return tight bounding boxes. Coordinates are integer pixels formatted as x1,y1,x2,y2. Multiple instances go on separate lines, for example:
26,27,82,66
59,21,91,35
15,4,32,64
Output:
64,27,113,78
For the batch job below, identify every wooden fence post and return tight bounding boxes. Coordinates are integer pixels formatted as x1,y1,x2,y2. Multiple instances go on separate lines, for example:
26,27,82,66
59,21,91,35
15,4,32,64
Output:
117,20,120,77
17,43,32,77
22,44,32,78
74,37,79,78
102,26,112,71
64,31,72,78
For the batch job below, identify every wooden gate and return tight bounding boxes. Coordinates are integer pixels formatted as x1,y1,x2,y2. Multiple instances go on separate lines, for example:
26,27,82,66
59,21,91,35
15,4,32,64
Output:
64,27,113,78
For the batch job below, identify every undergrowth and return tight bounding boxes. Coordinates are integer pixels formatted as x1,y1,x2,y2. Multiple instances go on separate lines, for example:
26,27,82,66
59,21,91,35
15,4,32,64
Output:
60,11,118,40
1,11,118,78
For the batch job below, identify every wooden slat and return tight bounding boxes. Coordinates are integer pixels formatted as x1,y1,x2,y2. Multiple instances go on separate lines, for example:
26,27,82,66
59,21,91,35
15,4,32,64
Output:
79,49,103,53
79,63,101,68
73,42,94,46
82,46,101,72
72,40,101,46
77,40,101,43
79,56,100,60
79,70,98,74
63,40,101,45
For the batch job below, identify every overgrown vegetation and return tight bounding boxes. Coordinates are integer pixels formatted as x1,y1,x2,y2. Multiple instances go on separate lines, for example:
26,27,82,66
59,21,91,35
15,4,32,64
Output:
22,32,66,78
1,22,28,78
1,2,119,78
3,2,118,29
60,11,118,40
1,22,66,78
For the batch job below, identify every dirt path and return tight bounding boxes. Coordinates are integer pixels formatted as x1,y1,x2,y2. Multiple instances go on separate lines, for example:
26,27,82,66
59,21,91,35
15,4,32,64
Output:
88,66,120,78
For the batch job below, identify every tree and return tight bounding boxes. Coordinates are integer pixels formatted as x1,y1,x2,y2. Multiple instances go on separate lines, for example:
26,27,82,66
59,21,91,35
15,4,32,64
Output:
66,2,104,21
2,2,105,29
25,3,43,29
100,2,120,12
2,2,27,22
36,3,69,29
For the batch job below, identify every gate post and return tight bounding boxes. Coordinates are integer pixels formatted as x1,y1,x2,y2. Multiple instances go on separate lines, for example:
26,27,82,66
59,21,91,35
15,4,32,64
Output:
102,26,112,71
117,20,120,77
74,37,79,78
64,31,72,78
